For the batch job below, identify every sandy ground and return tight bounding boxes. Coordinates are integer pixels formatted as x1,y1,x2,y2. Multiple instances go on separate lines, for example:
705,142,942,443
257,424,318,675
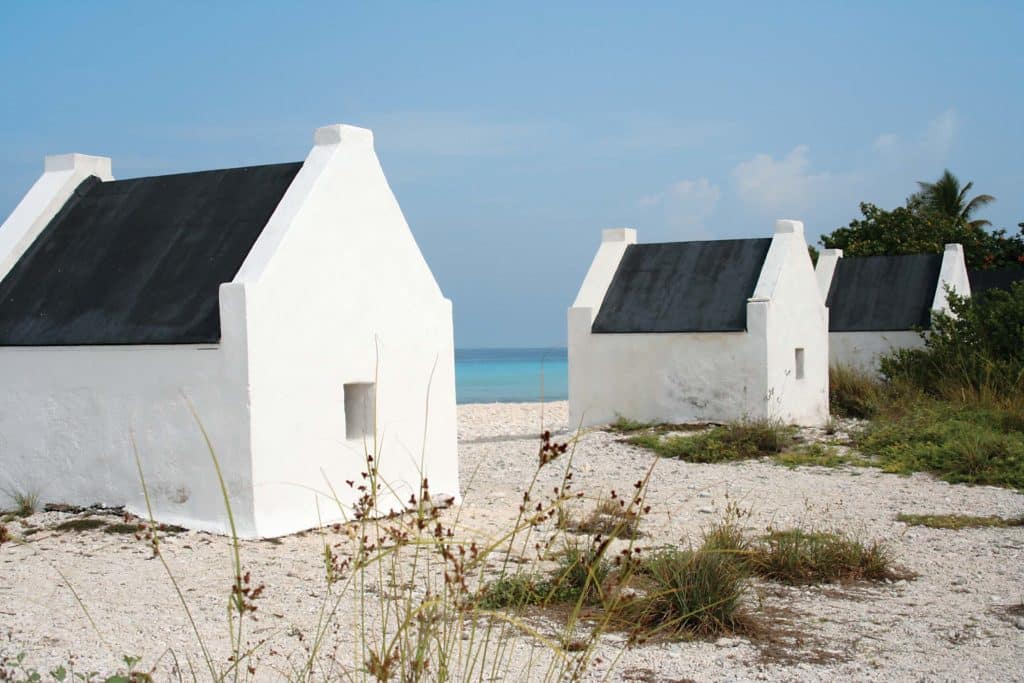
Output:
2,401,1023,681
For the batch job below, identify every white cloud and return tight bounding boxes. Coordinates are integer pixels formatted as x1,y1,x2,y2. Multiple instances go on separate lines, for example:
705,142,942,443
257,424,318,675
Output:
732,145,847,214
731,109,959,221
639,177,721,237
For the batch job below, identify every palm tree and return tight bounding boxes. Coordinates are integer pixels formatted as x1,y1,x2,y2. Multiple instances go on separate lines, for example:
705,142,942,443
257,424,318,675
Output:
916,169,995,229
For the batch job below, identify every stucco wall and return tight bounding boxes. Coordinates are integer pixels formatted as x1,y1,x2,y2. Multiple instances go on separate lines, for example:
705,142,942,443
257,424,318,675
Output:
829,330,924,374
0,340,256,535
234,125,459,537
569,307,767,427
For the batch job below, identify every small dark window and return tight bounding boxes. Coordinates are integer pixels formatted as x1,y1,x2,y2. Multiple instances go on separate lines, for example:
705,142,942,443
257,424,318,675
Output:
344,383,376,440
795,348,805,380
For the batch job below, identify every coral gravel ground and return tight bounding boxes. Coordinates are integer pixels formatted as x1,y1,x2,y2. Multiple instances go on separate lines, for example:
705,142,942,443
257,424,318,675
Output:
2,401,1023,681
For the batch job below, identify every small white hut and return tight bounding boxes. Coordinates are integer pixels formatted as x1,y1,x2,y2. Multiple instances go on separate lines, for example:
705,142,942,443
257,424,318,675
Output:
569,220,829,428
815,244,970,373
0,124,459,538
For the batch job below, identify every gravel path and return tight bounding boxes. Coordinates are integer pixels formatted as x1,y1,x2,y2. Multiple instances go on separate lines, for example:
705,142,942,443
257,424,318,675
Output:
2,401,1023,681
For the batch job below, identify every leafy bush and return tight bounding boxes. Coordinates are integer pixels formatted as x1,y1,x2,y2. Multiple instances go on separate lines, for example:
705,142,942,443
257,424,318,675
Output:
820,199,1024,269
880,282,1024,396
628,421,795,463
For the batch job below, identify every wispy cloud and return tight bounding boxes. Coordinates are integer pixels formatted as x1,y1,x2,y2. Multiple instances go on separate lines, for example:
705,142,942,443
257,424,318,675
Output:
731,109,959,220
638,177,721,238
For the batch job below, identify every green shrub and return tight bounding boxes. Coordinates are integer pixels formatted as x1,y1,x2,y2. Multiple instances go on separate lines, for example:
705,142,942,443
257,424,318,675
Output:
628,421,795,463
880,282,1024,396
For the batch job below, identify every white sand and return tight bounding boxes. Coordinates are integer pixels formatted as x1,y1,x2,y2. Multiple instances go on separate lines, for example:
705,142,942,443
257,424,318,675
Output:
2,401,1023,681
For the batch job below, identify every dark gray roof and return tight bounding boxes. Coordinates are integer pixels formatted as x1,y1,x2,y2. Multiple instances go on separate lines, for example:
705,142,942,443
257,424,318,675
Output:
826,254,941,332
592,238,772,333
968,267,1024,296
0,162,302,345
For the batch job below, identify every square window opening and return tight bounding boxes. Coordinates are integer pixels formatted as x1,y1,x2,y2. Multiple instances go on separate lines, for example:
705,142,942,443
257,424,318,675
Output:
344,382,376,440
794,348,805,380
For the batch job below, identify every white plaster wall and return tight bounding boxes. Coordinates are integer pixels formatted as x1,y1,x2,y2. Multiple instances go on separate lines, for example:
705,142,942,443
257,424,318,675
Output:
0,339,256,535
568,308,767,427
235,125,459,538
757,221,830,426
829,330,924,374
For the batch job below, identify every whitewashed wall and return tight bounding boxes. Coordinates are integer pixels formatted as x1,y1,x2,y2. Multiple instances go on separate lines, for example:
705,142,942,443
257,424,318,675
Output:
0,125,459,538
828,331,924,374
235,125,459,537
568,220,829,429
0,307,255,536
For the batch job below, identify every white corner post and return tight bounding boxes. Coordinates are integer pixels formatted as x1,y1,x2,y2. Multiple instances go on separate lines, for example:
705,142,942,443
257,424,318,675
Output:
932,243,970,313
814,248,843,300
0,153,113,281
570,227,637,319
568,227,636,428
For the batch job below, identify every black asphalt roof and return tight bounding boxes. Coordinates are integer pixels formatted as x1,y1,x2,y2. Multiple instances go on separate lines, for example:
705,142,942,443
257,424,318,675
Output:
968,266,1024,296
591,238,772,333
826,254,942,332
0,162,302,345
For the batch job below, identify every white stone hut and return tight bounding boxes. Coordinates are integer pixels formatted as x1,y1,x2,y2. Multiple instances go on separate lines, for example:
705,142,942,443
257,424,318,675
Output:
0,124,459,538
569,220,829,428
815,244,970,373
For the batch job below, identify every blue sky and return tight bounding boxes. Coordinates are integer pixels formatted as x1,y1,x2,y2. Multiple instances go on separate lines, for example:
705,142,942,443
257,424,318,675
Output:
1,2,1021,347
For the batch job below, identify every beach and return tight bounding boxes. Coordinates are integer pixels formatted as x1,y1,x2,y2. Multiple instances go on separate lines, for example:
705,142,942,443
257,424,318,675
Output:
2,400,1023,681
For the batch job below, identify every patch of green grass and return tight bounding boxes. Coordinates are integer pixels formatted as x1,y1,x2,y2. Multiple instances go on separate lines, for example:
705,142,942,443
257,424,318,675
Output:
749,529,898,584
55,517,108,532
628,421,796,463
607,416,654,433
628,547,749,637
858,398,1024,490
830,365,884,419
896,513,1024,529
773,443,875,469
552,542,612,605
477,573,552,609
477,543,612,609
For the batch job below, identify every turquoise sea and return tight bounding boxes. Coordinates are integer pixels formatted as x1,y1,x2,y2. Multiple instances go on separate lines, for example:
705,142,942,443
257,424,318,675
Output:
455,348,568,404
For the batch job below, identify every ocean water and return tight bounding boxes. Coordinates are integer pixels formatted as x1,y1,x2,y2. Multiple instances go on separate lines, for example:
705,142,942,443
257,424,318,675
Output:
455,348,568,404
